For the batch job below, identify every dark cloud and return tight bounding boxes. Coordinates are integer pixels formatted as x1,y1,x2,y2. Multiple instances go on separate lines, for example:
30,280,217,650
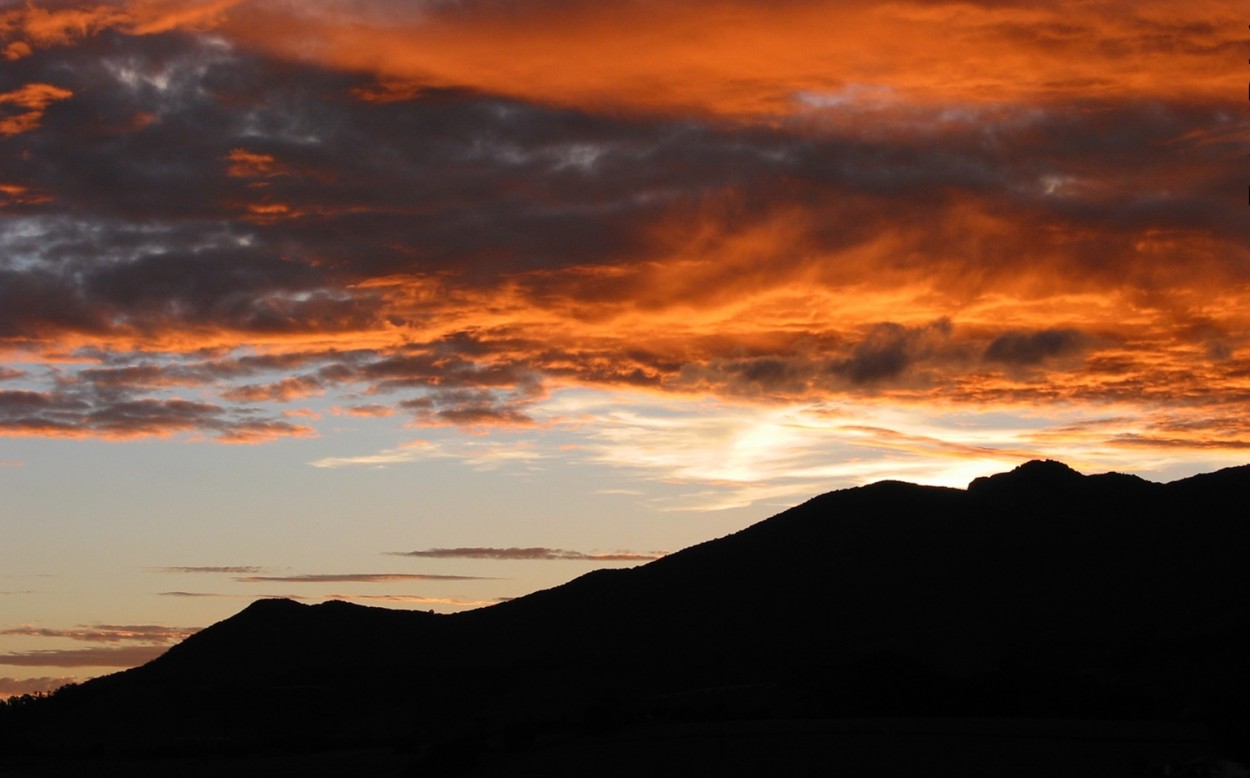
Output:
0,386,313,441
78,364,207,389
149,566,266,574
157,591,315,601
234,573,491,583
0,624,196,644
391,547,664,561
984,328,1086,365
0,19,1242,439
833,319,957,385
0,645,167,668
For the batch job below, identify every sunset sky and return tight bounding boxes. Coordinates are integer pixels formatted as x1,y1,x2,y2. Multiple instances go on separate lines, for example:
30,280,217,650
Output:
1,0,1246,696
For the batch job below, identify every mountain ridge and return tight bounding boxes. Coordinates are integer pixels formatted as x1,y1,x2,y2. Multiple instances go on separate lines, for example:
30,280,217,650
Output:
5,459,1250,773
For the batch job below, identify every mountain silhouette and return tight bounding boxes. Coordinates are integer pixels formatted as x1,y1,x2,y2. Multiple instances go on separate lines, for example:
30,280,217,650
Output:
4,460,1250,776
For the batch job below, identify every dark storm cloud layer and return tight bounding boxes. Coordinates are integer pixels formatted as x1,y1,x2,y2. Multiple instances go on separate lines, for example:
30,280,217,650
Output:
0,19,1246,440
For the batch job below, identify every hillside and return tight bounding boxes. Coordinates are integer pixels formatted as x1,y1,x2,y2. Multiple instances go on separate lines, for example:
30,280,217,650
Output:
3,460,1249,775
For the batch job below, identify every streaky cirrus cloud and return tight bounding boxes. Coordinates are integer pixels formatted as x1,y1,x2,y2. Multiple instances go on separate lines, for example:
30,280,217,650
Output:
0,645,167,668
148,566,267,574
390,547,665,562
233,573,492,583
158,591,311,600
0,676,77,699
0,624,197,644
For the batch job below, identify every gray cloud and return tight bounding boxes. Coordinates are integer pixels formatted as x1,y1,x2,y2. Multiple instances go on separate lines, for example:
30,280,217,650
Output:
234,573,491,583
833,319,958,385
0,387,313,441
157,591,314,600
0,20,1242,438
0,624,197,644
149,566,266,574
984,328,1086,365
390,547,664,561
0,645,167,668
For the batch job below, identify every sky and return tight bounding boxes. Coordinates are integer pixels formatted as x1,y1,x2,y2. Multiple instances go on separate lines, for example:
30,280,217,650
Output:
0,0,1246,697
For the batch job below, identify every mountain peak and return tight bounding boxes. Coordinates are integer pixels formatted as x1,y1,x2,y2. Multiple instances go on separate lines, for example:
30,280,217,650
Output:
241,597,306,613
967,459,1084,496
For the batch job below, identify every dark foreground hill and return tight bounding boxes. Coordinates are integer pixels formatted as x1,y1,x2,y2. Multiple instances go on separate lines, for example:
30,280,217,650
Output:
4,460,1250,776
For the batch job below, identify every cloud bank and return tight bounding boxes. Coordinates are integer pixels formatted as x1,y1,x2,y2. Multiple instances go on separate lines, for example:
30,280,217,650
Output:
0,0,1245,491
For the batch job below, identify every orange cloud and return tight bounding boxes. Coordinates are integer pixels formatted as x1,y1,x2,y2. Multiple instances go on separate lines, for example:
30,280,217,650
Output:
0,3,129,49
217,0,1239,117
225,148,280,179
0,0,242,55
0,0,1244,480
0,82,72,136
123,0,245,35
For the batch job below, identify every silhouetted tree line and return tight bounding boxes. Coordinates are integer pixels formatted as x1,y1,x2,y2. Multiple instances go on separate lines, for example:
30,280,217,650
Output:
0,683,80,736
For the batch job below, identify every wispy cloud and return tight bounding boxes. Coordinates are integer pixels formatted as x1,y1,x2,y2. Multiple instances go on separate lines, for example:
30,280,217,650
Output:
158,591,312,600
390,547,664,562
0,645,167,668
0,624,197,644
234,573,492,583
309,437,548,470
0,676,77,699
148,566,267,574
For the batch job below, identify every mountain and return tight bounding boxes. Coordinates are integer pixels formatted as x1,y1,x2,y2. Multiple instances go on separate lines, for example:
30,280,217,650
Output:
4,460,1250,776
